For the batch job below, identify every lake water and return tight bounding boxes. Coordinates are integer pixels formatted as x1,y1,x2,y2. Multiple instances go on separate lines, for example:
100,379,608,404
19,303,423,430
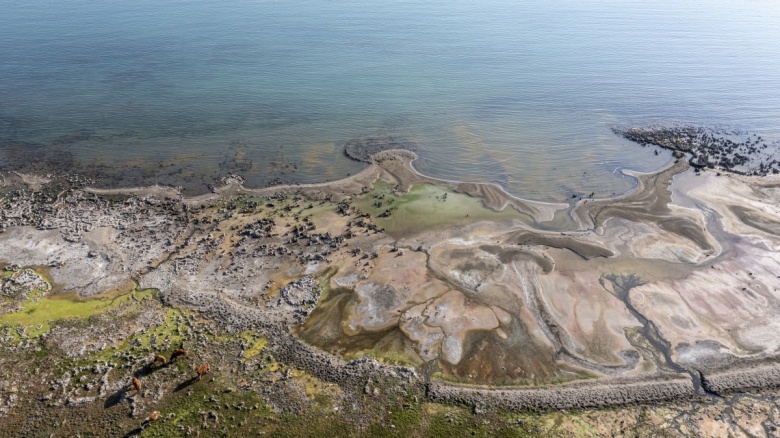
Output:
2,0,780,200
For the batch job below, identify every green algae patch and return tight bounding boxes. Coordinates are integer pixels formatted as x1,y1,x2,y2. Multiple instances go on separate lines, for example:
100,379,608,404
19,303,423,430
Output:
242,334,268,359
288,368,343,403
353,182,531,237
0,286,156,338
0,295,112,337
130,307,190,349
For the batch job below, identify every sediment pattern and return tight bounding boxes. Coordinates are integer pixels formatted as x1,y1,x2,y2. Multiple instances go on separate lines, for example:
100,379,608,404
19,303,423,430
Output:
2,130,780,423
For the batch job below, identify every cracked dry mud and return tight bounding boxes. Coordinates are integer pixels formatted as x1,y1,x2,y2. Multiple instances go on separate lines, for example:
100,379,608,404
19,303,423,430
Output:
2,140,780,436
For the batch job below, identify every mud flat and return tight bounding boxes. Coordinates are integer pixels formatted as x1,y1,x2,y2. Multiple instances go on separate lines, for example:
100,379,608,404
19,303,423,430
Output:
2,130,780,434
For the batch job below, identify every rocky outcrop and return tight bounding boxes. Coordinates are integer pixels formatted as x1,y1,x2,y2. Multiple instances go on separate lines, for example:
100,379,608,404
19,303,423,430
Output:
428,376,694,411
701,363,780,395
614,125,780,176
343,137,416,162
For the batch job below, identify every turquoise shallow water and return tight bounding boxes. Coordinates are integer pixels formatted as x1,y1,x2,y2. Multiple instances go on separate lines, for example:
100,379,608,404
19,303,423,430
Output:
1,0,780,200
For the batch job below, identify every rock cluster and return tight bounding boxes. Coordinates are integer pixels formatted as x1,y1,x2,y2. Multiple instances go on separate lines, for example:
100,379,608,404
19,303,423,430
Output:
614,125,780,176
0,187,184,244
240,218,275,239
343,136,416,162
427,377,694,411
280,276,322,322
701,363,780,395
1,268,51,300
264,322,418,391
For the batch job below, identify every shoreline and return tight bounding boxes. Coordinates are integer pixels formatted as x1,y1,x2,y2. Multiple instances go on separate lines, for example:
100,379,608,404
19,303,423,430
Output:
68,149,570,222
2,145,650,221
2,143,780,418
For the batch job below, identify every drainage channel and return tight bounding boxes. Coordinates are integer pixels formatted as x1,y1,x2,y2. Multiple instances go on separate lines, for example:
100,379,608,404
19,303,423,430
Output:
602,274,718,400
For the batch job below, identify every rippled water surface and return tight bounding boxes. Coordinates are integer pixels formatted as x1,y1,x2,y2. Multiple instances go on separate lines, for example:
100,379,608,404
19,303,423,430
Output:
2,0,780,200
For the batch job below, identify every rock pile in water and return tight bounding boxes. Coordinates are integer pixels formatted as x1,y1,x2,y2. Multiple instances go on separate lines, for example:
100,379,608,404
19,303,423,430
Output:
343,136,416,162
614,125,780,176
